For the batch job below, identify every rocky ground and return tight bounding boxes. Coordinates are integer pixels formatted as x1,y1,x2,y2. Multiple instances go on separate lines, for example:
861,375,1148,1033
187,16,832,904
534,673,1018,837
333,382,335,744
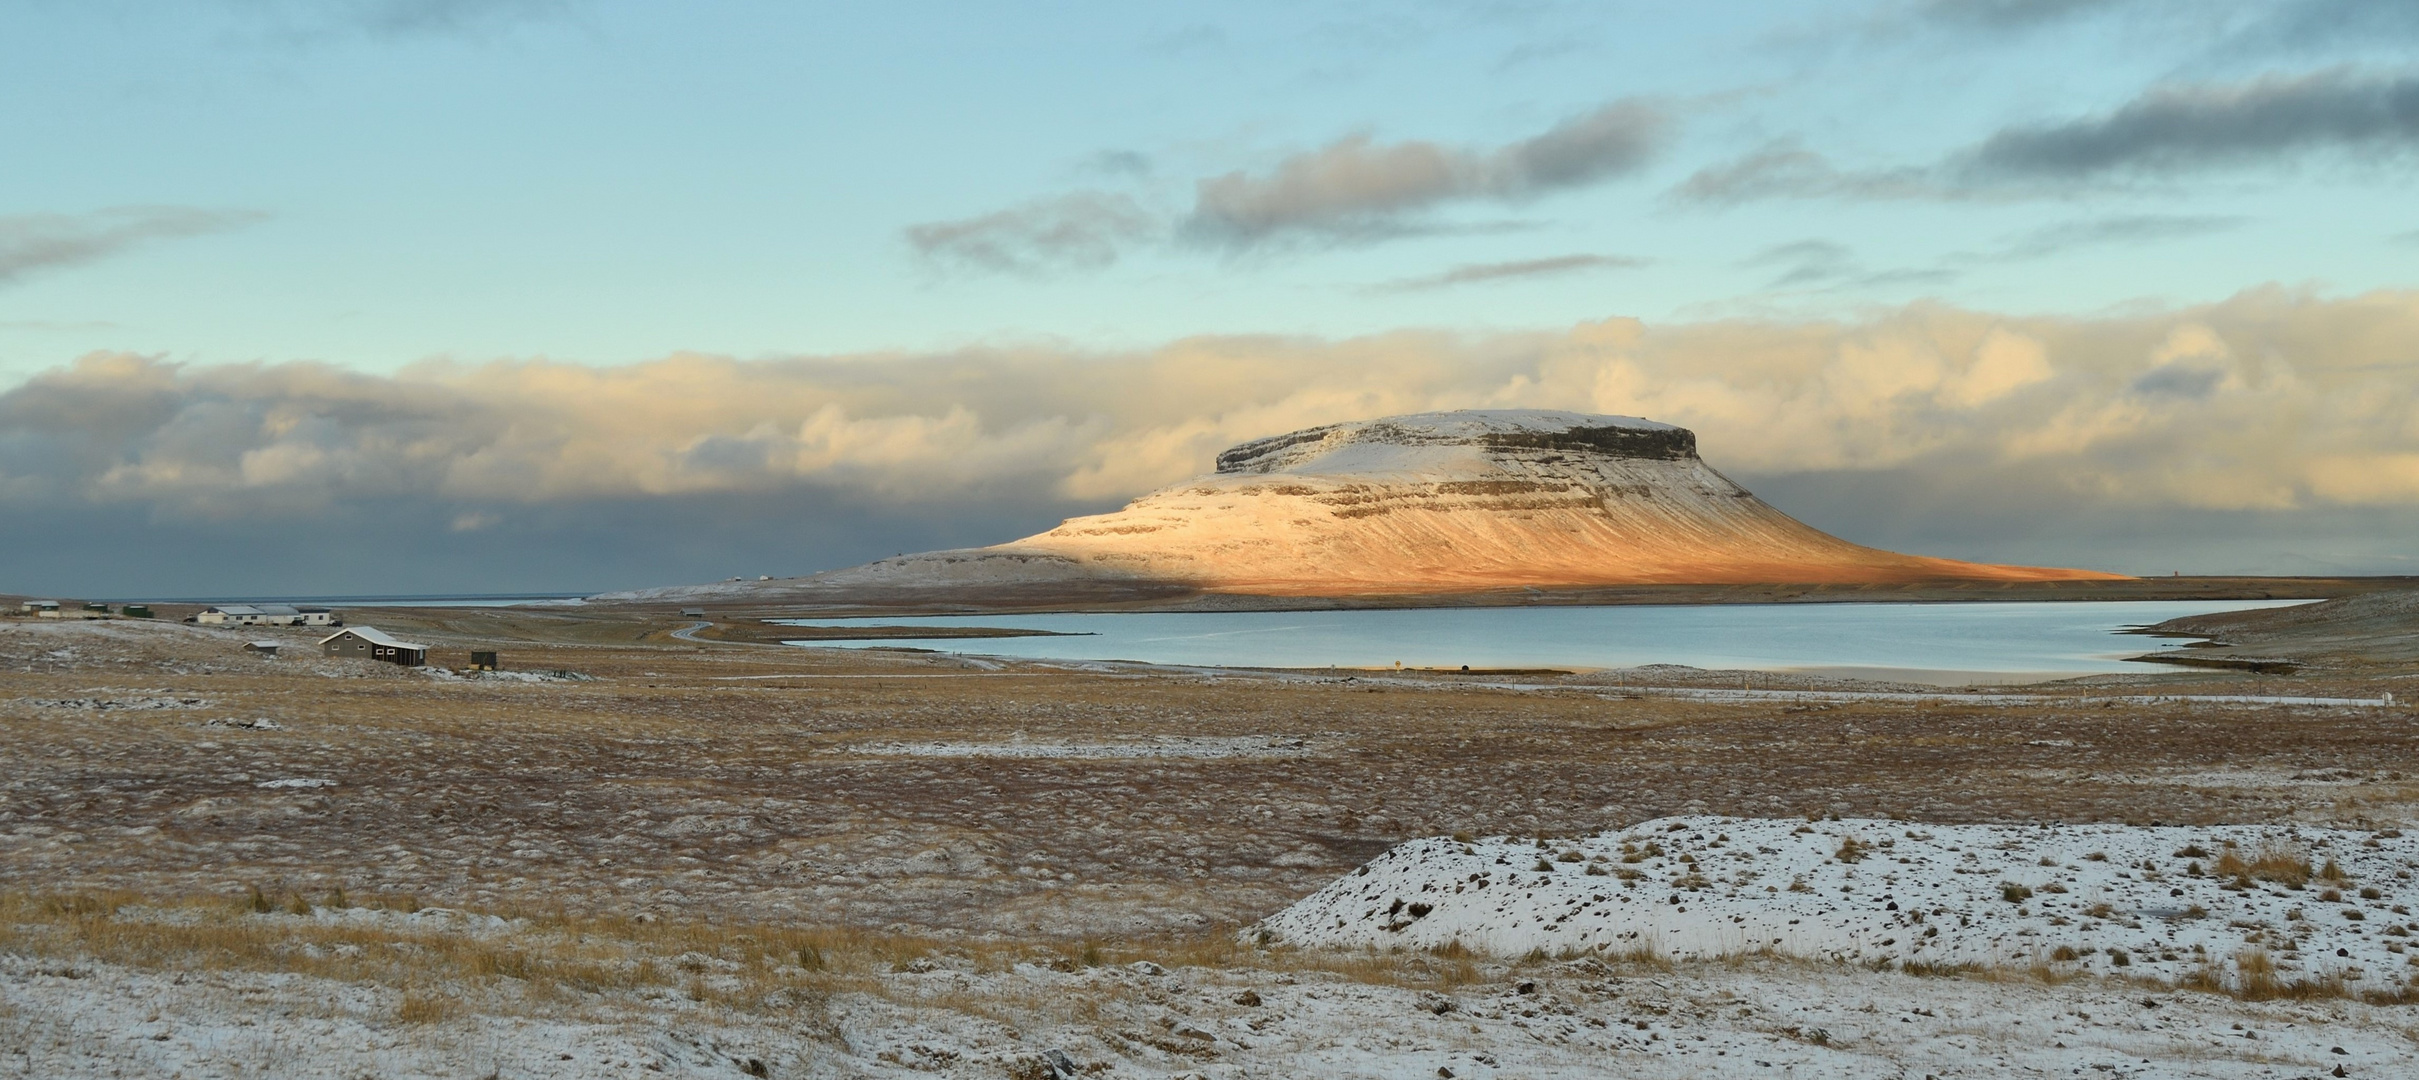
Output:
3,604,2417,1077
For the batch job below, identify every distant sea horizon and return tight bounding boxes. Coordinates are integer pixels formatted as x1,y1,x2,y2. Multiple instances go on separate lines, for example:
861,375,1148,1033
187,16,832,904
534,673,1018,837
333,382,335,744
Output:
82,593,588,607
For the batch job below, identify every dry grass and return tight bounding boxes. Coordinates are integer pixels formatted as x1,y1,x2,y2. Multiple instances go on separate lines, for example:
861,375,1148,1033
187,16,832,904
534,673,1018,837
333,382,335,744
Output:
0,889,893,1018
0,886,1523,1021
8,608,2419,1068
395,990,458,1023
2213,843,2313,888
2157,947,2419,1004
7,608,2415,950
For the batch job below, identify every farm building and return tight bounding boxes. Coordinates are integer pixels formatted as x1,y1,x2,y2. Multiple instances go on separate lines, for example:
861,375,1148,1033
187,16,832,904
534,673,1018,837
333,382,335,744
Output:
317,627,427,667
23,601,59,617
242,641,281,657
195,605,341,627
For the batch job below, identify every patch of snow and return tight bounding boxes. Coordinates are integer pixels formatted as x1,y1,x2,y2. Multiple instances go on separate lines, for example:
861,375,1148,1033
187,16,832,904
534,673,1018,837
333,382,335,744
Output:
255,778,336,789
203,717,282,730
1260,816,2419,996
29,695,208,711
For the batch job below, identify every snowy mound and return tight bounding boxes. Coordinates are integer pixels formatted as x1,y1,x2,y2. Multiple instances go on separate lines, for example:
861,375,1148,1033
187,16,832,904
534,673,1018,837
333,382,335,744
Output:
1259,817,2419,994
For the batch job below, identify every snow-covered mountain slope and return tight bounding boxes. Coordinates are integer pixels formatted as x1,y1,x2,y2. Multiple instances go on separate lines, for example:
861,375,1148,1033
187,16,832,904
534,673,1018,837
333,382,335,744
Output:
1258,816,2419,996
805,410,2118,596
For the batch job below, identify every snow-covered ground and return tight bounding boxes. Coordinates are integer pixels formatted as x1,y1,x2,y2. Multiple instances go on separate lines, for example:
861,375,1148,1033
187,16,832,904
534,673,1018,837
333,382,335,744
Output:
1261,817,2419,995
7,918,2414,1079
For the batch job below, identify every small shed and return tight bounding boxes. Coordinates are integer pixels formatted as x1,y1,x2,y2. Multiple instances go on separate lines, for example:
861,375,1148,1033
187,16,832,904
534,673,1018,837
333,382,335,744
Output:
121,605,155,618
243,641,281,657
680,607,705,617
317,627,428,667
469,650,499,671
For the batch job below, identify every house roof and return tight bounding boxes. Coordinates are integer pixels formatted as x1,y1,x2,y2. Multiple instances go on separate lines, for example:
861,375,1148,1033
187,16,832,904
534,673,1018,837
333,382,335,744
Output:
209,604,263,616
318,626,428,650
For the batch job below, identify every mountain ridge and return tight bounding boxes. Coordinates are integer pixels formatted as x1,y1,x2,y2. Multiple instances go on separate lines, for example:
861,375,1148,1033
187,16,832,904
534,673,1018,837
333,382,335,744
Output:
621,409,2121,601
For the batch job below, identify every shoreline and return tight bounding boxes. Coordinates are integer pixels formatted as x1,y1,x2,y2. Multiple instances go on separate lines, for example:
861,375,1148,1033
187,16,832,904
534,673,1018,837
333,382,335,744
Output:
580,574,2419,621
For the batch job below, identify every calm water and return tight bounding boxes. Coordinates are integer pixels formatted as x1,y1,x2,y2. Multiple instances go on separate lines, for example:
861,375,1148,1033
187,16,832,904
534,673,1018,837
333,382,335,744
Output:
775,600,2311,682
99,594,586,608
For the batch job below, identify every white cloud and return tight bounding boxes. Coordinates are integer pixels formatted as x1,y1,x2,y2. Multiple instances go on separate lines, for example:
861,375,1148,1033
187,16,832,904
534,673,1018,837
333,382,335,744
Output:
0,207,264,287
5,288,2417,524
1186,100,1669,247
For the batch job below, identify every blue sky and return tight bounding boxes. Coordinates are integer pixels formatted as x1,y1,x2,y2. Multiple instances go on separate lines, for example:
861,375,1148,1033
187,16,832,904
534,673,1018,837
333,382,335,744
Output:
4,0,2419,594
6,0,2415,377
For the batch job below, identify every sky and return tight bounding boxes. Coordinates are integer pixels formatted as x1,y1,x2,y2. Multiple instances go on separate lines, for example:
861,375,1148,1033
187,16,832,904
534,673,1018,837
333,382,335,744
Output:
3,0,2417,596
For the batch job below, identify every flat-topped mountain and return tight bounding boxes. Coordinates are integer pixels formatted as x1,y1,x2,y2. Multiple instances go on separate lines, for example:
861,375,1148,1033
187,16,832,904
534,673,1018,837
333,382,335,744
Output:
775,409,2121,598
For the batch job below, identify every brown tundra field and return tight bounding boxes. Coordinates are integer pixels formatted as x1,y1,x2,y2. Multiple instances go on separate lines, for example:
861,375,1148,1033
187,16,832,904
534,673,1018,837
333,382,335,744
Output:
3,590,2417,1079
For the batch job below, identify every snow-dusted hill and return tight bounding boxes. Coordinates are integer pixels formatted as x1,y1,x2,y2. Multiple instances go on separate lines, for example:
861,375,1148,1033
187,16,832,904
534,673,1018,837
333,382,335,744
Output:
1258,816,2419,996
785,409,2116,597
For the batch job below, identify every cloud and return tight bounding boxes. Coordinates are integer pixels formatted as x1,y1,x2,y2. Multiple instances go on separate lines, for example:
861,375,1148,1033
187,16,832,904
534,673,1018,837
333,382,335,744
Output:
1672,142,1944,204
9,287,2419,529
1183,100,1670,247
2217,0,2419,57
227,0,576,38
0,207,264,287
351,0,569,34
904,192,1158,274
1741,239,1957,291
1372,253,1646,292
12,288,2419,589
1745,239,1857,286
1679,69,2419,204
1963,68,2419,181
1908,0,2135,30
1083,150,1154,178
1977,213,2245,260
908,100,1668,272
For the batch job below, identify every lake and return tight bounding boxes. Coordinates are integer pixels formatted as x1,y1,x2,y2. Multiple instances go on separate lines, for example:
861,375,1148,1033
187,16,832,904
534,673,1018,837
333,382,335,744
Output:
773,600,2310,684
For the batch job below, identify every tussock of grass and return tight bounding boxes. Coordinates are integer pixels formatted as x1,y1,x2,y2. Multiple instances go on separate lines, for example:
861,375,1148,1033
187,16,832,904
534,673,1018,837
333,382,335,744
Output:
0,887,1517,1012
2213,844,2313,888
1899,959,1985,978
9,884,2412,1023
395,990,458,1023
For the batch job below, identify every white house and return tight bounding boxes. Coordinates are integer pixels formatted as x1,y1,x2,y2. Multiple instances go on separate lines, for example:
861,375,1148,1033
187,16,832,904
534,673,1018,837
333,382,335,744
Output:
195,604,341,627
